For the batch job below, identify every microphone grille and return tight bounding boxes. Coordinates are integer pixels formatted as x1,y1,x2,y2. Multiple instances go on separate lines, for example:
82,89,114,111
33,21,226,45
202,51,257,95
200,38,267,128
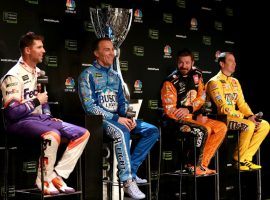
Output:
258,112,263,117
39,70,46,76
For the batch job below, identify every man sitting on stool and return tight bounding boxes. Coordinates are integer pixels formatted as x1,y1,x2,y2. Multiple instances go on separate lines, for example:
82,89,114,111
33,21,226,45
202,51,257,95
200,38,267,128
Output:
78,38,159,199
206,52,269,170
161,48,227,175
0,32,90,195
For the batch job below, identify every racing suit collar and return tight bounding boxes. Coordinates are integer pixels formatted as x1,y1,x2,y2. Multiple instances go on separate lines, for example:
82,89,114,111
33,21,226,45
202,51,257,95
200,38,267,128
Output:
177,67,193,77
19,57,37,75
219,70,233,80
93,60,112,72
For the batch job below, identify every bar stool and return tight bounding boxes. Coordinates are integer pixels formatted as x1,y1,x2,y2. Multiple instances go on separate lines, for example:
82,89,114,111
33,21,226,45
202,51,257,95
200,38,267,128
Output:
102,132,122,200
159,119,219,200
102,132,152,200
1,109,83,200
225,130,261,200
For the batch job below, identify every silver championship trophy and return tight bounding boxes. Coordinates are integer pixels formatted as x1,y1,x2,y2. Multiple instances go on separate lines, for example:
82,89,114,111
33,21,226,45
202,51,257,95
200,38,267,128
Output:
90,7,133,101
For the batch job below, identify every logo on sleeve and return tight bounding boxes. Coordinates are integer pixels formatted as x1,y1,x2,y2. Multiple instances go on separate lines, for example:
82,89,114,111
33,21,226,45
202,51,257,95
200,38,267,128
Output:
6,89,19,95
6,82,18,87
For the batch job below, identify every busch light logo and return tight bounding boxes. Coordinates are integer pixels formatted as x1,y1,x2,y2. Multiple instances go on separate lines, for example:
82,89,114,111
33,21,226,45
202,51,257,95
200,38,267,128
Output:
163,45,172,58
100,88,118,112
64,77,76,92
65,0,76,14
134,9,143,23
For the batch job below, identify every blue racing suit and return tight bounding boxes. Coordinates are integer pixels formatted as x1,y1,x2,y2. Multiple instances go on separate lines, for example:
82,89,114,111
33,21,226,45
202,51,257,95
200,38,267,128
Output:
78,61,159,182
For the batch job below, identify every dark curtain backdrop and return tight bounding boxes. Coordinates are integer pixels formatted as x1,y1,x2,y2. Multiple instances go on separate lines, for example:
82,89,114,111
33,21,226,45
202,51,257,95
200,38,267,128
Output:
1,0,269,198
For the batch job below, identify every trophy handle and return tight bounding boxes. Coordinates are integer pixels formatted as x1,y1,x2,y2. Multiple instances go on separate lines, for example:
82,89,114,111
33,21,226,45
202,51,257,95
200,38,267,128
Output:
90,8,105,38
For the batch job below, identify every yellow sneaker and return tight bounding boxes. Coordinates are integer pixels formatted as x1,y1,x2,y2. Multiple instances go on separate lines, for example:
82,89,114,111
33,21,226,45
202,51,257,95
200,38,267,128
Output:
235,161,249,171
243,160,262,170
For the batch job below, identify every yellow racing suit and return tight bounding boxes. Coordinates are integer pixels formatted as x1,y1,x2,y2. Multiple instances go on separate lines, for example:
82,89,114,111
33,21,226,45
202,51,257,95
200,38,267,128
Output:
207,71,269,162
161,68,227,168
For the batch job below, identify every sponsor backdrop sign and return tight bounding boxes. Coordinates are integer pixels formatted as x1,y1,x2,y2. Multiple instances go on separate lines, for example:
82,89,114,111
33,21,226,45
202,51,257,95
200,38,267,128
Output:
0,0,239,125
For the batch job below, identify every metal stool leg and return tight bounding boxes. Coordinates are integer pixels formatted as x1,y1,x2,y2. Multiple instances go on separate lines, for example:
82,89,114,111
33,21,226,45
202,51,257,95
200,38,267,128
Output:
193,136,197,200
179,138,184,200
237,131,241,200
155,127,162,200
4,138,8,200
40,140,45,200
77,157,83,200
256,148,261,200
215,151,220,200
147,153,152,200
118,175,122,200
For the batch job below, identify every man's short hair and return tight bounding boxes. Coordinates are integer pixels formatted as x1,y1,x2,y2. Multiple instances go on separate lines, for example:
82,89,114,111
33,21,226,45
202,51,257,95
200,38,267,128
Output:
92,37,112,52
217,52,227,64
19,32,44,54
217,52,234,64
176,48,194,61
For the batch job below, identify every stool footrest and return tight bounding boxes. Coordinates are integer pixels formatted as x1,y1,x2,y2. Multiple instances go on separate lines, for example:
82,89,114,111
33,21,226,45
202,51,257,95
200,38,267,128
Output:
16,188,82,198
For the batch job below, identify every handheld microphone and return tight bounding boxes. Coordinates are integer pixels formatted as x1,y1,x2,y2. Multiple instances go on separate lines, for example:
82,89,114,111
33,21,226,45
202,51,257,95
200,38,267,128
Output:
255,112,263,122
202,101,212,115
37,70,48,92
126,106,136,119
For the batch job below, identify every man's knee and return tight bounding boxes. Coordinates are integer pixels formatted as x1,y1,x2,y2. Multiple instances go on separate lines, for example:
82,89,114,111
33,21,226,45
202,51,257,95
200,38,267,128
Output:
245,120,256,132
150,125,160,140
42,130,61,144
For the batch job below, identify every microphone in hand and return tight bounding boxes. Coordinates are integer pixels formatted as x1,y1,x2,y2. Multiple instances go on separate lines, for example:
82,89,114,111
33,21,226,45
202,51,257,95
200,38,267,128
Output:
37,70,48,92
201,101,212,115
255,112,263,122
126,106,136,119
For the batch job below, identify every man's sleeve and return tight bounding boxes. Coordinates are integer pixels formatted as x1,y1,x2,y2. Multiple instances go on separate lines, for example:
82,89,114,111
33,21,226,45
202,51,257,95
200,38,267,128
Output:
78,70,119,121
190,76,205,112
235,80,253,117
1,75,40,120
161,81,178,120
207,80,244,118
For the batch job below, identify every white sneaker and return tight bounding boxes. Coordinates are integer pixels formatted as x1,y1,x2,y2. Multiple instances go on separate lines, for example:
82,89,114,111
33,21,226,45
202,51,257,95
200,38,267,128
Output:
52,176,75,193
123,180,146,199
135,176,147,184
36,177,59,195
